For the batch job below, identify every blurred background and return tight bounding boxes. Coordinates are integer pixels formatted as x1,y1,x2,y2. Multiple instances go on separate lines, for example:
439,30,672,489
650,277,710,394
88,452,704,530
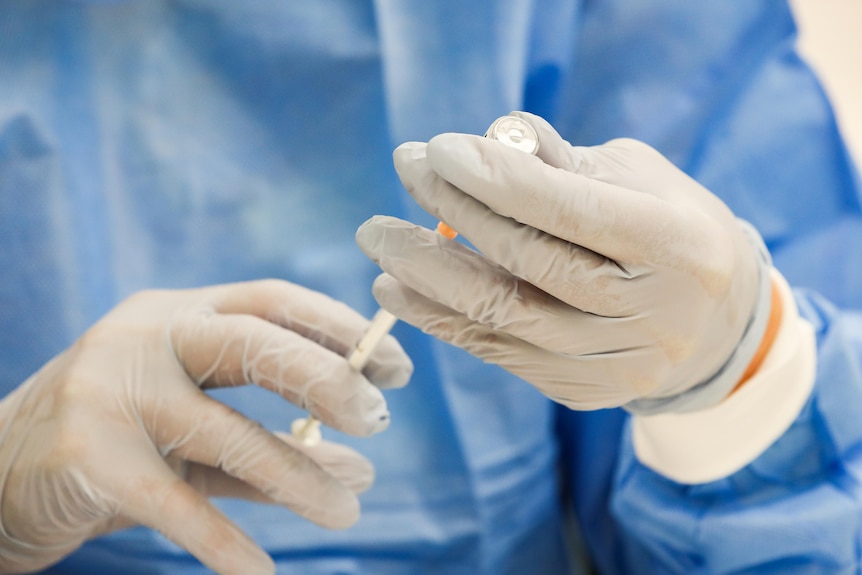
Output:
791,0,862,168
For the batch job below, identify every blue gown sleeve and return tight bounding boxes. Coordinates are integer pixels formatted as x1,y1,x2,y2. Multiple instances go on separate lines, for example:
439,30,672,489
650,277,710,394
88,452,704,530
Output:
545,2,862,571
612,292,862,573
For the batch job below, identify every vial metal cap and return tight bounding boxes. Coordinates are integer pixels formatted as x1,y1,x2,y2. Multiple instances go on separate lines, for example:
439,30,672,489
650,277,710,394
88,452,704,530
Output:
485,115,540,155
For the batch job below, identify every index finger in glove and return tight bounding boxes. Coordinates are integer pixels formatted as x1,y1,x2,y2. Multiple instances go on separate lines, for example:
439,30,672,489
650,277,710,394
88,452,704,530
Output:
392,143,639,312
206,280,412,390
424,132,728,273
170,311,391,437
357,216,657,342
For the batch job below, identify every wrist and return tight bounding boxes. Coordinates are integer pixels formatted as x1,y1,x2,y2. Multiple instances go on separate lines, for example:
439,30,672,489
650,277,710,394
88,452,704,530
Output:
625,219,774,415
730,278,784,395
630,269,816,484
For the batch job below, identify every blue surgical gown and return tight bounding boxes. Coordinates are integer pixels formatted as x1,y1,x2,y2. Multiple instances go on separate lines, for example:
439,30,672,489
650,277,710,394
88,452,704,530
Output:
1,1,861,574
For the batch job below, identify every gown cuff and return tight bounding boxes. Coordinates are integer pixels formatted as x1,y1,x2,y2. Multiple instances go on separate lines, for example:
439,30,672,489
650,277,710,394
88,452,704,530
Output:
630,269,816,484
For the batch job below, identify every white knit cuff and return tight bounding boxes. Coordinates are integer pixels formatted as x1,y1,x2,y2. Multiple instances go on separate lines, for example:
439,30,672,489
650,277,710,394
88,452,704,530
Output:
631,269,816,484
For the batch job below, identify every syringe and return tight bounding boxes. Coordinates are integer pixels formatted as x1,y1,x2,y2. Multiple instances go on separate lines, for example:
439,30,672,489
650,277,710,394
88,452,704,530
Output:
290,308,398,445
291,114,539,445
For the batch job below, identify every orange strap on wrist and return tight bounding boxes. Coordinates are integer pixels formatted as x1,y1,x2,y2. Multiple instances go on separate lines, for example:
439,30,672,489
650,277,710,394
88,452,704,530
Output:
730,278,783,396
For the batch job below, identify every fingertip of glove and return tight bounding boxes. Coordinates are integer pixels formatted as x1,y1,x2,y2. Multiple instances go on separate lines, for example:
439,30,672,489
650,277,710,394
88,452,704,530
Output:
371,274,410,311
351,462,376,495
374,344,414,389
426,132,471,159
332,451,376,495
246,551,276,575
317,487,362,530
356,217,423,262
393,355,414,388
393,140,426,164
355,216,389,260
346,384,392,437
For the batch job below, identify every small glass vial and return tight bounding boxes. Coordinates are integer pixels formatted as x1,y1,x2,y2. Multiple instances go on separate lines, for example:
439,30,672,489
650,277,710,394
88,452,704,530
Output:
485,115,540,155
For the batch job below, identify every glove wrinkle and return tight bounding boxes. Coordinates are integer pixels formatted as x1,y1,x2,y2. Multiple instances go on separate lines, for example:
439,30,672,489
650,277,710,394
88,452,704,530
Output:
359,112,764,413
0,279,412,573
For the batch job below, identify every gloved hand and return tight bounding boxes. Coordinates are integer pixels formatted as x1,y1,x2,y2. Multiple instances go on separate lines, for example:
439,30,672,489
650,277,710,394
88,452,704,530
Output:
0,280,412,575
356,111,770,413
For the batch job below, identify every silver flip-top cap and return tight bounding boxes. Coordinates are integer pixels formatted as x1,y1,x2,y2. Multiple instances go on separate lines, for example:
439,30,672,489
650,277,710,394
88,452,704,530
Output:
485,115,539,155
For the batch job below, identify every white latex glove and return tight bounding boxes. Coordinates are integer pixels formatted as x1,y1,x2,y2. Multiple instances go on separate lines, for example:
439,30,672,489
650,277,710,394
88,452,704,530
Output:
0,280,412,575
356,112,771,413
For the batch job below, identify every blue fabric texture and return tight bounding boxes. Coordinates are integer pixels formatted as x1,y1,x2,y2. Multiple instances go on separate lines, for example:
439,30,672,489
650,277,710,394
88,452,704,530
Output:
0,1,860,574
614,293,862,574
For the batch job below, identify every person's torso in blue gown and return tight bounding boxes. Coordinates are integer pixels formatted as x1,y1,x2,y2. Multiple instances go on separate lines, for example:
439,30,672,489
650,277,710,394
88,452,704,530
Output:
0,1,859,574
